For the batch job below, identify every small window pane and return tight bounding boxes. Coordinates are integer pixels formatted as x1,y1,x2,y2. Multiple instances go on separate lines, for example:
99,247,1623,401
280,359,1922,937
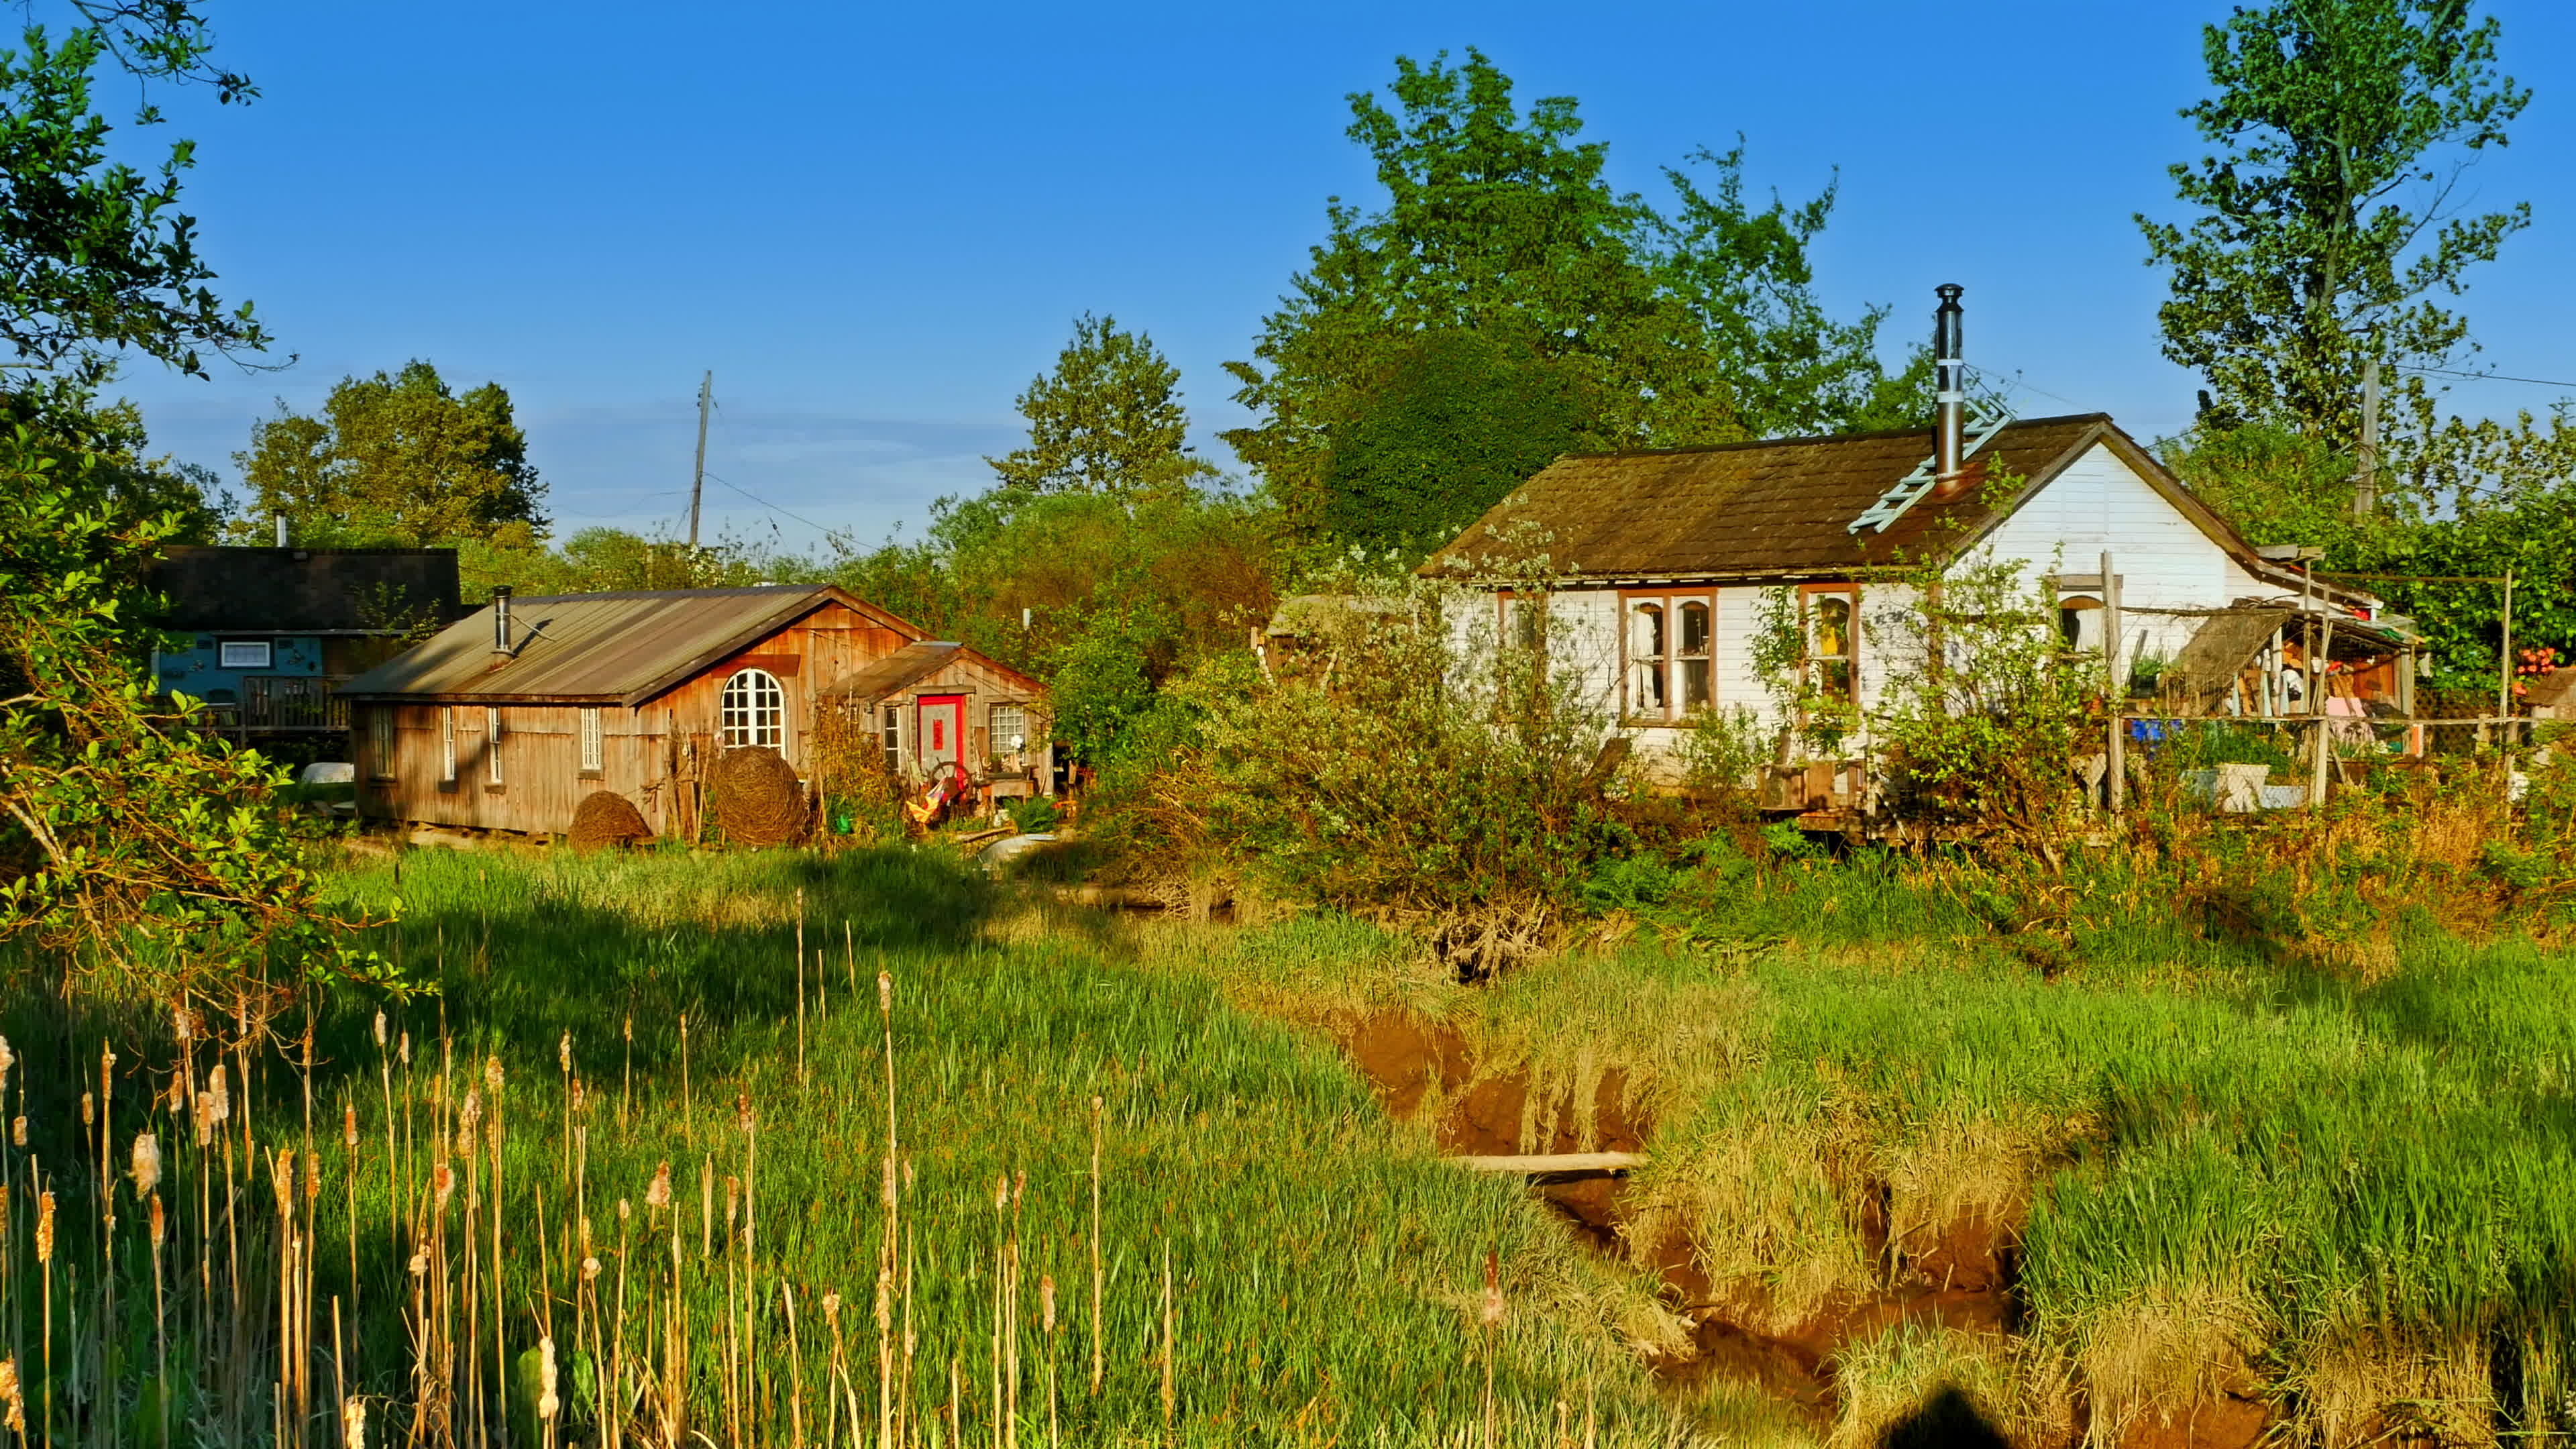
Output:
990,704,1027,751
486,707,504,784
1678,602,1711,657
580,708,603,772
1813,597,1852,659
1629,603,1664,660
219,640,272,669
439,708,456,783
1682,659,1712,710
369,709,396,779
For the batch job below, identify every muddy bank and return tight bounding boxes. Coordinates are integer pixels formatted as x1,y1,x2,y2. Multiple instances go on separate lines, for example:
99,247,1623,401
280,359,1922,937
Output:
1330,1009,2272,1449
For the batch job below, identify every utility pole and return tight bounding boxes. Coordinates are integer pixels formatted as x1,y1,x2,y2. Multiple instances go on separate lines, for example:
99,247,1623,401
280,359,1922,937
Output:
2353,352,2381,517
688,370,713,548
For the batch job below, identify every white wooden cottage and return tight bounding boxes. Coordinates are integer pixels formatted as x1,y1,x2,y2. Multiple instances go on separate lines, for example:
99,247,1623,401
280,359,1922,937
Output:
1424,409,2414,808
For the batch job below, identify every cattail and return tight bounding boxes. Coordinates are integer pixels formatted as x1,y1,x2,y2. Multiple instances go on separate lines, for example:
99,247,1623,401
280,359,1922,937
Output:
168,1077,187,1114
571,1077,586,1113
581,1255,602,1283
343,1104,359,1150
307,1150,322,1204
485,1055,503,1093
272,1152,296,1216
0,1356,20,1435
81,1092,93,1126
34,1191,53,1262
724,1177,739,1230
0,1035,15,1091
9,1116,22,1148
537,1336,559,1422
559,1033,572,1074
129,1131,161,1196
1481,1249,1505,1329
460,1087,483,1134
822,1290,841,1326
1041,1276,1057,1334
617,1198,631,1224
433,1163,455,1214
343,1397,367,1449
192,1097,213,1146
408,1248,429,1277
646,1161,672,1210
398,1031,411,1065
735,1093,752,1132
149,1193,164,1249
208,1063,231,1124
372,1010,386,1048
994,1172,1010,1212
878,971,892,1011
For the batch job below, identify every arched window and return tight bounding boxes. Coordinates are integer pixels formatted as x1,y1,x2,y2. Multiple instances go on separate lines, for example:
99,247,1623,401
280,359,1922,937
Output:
720,668,786,750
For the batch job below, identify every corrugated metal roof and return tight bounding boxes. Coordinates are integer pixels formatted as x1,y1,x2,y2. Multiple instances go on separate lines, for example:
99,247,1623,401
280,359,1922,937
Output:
1424,414,2141,583
337,585,900,705
816,642,963,702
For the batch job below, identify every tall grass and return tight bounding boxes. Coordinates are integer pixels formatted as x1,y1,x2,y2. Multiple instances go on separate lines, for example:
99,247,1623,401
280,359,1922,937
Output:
0,845,1697,1446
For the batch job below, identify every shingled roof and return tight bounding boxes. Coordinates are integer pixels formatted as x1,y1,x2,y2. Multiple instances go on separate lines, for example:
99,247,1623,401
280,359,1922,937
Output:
148,546,460,634
337,584,916,705
1424,413,2253,584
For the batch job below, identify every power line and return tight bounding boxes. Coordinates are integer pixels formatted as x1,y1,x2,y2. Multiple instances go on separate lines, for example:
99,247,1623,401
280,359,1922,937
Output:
702,471,844,538
2400,364,2576,390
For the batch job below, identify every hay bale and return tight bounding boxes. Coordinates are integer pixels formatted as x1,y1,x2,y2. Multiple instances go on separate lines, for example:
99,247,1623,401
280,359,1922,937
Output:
568,790,655,851
712,747,808,847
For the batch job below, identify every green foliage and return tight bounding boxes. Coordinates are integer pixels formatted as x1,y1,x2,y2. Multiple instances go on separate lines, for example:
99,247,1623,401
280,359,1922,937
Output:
0,441,370,1003
986,313,1218,499
1318,329,1595,555
1046,606,1160,761
1226,50,1917,549
237,360,547,549
1002,794,1058,833
0,374,223,541
0,17,267,383
2141,0,2528,465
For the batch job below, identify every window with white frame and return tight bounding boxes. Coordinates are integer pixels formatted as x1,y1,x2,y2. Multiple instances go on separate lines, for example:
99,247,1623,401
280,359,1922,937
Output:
720,668,786,750
439,707,456,783
1622,593,1717,720
579,707,604,773
486,706,504,785
989,703,1028,754
219,639,272,669
368,708,396,780
881,703,902,772
1806,588,1857,704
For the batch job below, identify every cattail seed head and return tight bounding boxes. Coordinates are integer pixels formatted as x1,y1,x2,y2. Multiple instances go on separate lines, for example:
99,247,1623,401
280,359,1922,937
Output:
735,1093,752,1132
878,971,892,1012
408,1248,428,1277
1480,1249,1505,1329
623,1015,633,1042
81,1092,93,1126
537,1336,559,1421
129,1131,161,1196
994,1171,1010,1212
34,1192,53,1263
822,1289,841,1325
724,1176,739,1225
343,1104,359,1150
485,1055,502,1093
149,1193,164,1249
571,1077,586,1113
168,1077,187,1113
343,1397,366,1449
617,1198,631,1224
307,1150,322,1203
272,1153,296,1217
433,1163,455,1214
372,1010,386,1047
646,1161,672,1210
398,1031,411,1065
559,1032,572,1074
1042,1275,1058,1334
458,1088,482,1133
209,1063,230,1124
581,1255,601,1283
1014,1168,1026,1205
13,1116,26,1148
0,1036,13,1091
0,1356,20,1434
193,1097,213,1145
100,1040,115,1073
172,1005,193,1043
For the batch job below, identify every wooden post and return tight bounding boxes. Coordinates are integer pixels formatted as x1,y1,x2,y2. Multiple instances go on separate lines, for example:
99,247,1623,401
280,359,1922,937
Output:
2498,570,2516,748
2102,551,2123,816
2310,618,2336,809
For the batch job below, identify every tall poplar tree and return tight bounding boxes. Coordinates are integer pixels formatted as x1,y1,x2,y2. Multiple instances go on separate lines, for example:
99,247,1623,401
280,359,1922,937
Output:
986,313,1218,500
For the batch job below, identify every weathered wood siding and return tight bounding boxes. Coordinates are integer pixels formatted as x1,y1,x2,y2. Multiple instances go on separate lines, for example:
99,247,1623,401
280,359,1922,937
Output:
358,600,914,835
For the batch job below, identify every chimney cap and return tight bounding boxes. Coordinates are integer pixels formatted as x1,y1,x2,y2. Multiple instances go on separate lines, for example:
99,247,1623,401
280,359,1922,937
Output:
1936,282,1964,302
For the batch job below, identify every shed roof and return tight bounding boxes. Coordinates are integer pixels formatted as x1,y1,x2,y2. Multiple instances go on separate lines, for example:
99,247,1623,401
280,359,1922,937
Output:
337,584,916,705
1422,414,2260,585
148,546,460,635
816,641,1048,704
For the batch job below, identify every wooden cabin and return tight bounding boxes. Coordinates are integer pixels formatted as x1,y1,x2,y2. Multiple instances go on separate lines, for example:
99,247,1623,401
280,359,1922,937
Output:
340,584,922,838
817,642,1055,804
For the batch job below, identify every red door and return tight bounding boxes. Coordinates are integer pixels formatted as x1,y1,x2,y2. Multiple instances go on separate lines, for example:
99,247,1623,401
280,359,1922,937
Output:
918,694,965,771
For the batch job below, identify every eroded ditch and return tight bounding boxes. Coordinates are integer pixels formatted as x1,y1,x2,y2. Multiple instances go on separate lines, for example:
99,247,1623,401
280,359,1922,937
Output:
1331,1010,2271,1448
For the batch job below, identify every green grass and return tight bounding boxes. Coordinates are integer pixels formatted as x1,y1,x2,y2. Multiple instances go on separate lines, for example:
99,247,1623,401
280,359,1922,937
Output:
0,844,1698,1448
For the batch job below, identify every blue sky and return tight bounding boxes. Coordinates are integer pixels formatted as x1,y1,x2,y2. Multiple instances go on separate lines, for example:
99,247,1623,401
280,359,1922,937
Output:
101,0,2576,553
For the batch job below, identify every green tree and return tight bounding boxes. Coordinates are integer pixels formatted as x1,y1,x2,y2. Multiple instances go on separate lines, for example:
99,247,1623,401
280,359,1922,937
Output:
2140,0,2529,464
238,360,547,548
986,314,1218,498
1226,50,1912,548
0,16,267,384
1318,331,1595,555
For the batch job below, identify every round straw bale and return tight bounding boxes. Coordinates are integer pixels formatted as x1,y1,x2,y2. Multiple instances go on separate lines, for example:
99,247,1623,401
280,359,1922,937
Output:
712,747,808,847
567,790,655,851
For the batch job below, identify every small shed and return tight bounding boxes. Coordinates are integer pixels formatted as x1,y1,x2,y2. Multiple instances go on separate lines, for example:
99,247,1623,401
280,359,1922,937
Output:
816,641,1054,799
337,584,922,839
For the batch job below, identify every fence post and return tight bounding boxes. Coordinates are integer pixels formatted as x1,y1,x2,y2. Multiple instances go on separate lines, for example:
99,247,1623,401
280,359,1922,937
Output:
2102,551,2123,818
